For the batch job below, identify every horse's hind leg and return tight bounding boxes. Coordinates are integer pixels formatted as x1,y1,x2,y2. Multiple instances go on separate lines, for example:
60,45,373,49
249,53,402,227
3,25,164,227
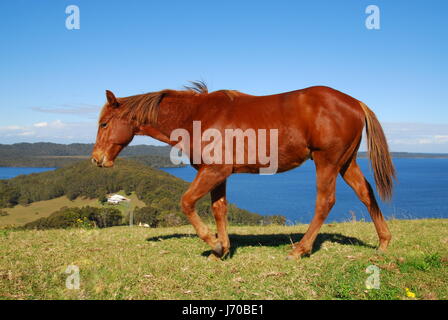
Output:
340,159,391,251
211,180,230,257
288,153,338,259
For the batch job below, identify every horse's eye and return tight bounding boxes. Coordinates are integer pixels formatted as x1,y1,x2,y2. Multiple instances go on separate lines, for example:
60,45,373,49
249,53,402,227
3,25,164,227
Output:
100,123,108,128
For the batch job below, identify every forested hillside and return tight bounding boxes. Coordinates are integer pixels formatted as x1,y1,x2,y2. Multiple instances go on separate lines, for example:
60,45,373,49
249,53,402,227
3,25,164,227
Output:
0,159,285,228
0,143,180,167
1,143,447,168
0,142,172,157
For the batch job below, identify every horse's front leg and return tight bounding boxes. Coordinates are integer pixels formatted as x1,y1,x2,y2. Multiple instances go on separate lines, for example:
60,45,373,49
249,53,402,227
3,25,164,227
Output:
181,165,232,257
211,180,230,258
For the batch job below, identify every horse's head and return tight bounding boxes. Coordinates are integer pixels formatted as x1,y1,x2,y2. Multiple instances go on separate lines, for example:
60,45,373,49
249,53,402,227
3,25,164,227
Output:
91,90,135,167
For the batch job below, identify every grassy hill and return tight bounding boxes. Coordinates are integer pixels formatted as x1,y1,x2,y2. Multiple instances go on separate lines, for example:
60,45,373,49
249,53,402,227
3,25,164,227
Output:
1,219,447,300
0,191,145,227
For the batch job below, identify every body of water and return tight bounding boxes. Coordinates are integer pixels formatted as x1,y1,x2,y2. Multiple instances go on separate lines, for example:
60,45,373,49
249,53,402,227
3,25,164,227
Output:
1,159,447,223
0,167,55,180
162,159,448,223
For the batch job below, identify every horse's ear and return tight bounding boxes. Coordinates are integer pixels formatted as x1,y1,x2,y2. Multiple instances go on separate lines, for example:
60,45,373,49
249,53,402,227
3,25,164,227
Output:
106,90,120,108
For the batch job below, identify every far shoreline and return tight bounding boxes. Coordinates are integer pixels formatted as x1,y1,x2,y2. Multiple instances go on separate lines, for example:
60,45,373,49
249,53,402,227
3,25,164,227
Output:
1,154,448,170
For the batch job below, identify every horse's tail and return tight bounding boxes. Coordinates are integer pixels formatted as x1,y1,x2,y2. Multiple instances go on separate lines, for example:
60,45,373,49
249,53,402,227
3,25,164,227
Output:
359,101,396,202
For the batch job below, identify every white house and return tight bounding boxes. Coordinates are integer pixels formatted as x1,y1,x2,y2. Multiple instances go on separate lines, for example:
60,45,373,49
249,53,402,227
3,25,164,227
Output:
138,222,150,228
107,194,130,204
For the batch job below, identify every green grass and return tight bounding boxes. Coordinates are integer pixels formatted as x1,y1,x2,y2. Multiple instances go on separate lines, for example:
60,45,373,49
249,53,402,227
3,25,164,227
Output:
0,219,447,300
0,192,145,227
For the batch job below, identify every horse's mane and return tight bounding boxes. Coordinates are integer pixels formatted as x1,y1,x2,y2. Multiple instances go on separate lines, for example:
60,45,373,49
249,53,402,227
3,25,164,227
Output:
183,80,209,94
115,90,168,126
184,80,241,100
105,81,242,126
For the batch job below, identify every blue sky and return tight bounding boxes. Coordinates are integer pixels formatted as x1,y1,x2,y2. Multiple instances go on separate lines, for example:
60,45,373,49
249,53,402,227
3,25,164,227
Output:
0,0,447,151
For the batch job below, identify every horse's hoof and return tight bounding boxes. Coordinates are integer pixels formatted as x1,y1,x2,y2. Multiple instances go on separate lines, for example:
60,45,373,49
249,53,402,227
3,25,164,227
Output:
286,254,300,261
222,248,230,259
377,246,388,253
378,242,389,252
207,253,221,261
212,242,223,258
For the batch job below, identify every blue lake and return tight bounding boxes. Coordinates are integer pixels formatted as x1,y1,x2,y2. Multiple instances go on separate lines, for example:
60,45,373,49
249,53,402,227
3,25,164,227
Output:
162,159,448,223
1,159,447,223
0,167,55,180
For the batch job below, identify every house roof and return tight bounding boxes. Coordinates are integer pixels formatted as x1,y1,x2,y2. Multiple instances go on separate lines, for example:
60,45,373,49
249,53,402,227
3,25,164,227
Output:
107,194,130,201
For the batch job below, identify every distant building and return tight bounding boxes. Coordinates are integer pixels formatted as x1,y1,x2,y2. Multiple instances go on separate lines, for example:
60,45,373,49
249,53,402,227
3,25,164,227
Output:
107,194,130,204
138,222,150,228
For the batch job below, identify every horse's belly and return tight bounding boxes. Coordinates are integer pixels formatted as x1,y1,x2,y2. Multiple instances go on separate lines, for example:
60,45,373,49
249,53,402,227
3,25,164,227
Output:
232,150,311,174
276,158,309,173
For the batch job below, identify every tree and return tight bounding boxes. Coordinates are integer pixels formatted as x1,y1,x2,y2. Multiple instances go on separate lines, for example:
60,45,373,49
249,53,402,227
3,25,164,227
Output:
134,206,160,227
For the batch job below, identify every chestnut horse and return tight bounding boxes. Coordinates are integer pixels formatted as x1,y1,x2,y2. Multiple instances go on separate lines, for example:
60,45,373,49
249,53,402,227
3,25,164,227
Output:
92,82,395,259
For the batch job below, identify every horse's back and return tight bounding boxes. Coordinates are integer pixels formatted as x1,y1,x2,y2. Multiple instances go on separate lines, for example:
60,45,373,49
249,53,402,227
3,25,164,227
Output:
265,86,365,160
217,86,365,136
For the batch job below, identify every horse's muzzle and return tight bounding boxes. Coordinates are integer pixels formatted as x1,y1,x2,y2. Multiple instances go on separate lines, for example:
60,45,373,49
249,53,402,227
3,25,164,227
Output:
91,157,114,168
91,157,104,167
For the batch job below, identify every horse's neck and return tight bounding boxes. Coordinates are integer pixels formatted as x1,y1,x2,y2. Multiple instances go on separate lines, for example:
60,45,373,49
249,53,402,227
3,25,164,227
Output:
155,93,200,140
137,93,200,146
137,125,172,145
